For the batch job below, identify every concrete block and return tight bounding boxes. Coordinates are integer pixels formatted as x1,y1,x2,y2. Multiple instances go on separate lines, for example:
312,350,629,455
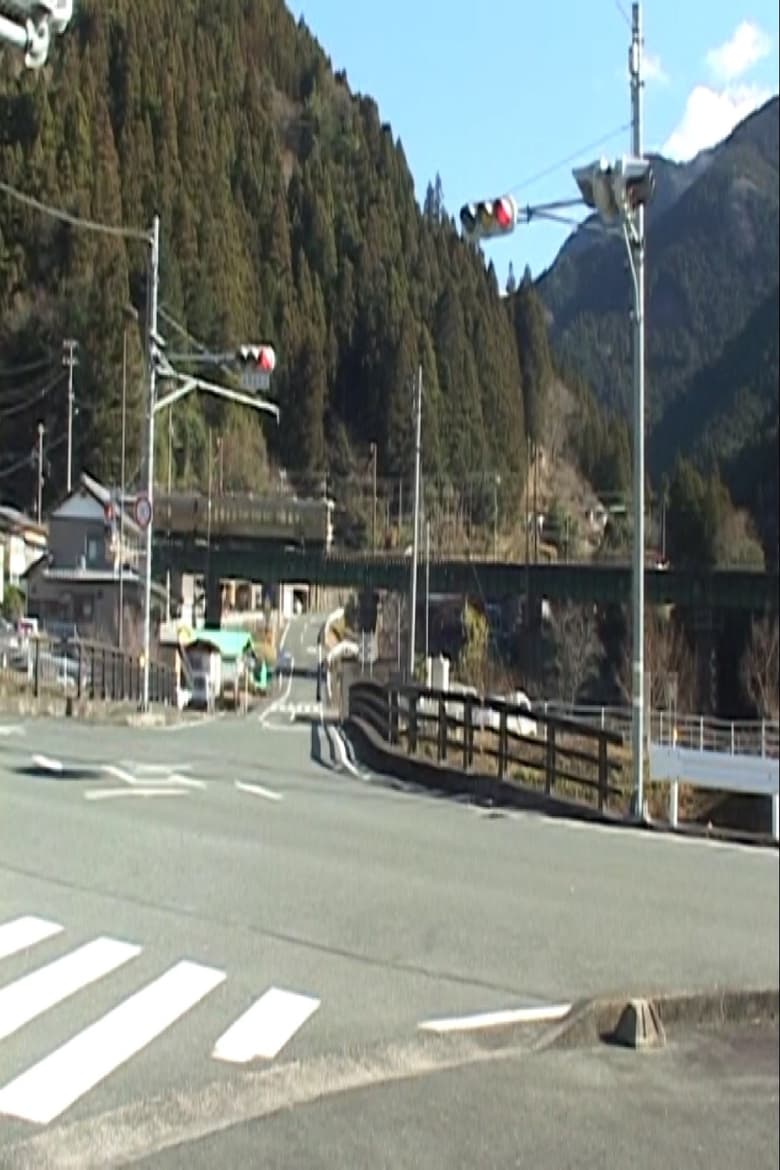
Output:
613,998,666,1050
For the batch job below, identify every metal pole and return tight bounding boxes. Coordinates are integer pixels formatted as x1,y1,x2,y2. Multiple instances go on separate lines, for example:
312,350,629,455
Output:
629,0,646,818
425,517,430,662
408,365,423,678
370,442,377,555
142,215,160,712
63,339,78,495
36,422,44,523
119,324,127,649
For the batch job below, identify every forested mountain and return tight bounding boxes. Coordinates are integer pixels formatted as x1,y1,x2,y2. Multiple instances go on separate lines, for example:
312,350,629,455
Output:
0,0,543,523
537,97,779,443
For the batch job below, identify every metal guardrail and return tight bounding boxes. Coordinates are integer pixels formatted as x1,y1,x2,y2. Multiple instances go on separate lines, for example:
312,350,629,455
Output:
348,681,626,813
0,635,176,706
535,702,779,760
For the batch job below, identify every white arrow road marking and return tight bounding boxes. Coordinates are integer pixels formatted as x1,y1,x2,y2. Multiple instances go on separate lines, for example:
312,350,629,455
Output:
0,938,141,1042
0,917,62,961
418,1003,572,1034
235,781,283,803
212,987,320,1064
0,960,226,1125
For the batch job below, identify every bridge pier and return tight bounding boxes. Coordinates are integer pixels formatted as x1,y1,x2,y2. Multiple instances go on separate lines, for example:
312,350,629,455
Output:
693,608,718,715
205,574,223,628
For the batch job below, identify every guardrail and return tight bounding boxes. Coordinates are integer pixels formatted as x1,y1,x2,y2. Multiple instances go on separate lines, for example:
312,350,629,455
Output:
0,636,177,707
348,681,626,814
536,702,779,759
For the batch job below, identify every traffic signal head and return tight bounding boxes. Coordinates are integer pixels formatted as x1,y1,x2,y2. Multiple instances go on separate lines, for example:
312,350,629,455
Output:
237,344,277,373
460,195,518,242
573,155,655,223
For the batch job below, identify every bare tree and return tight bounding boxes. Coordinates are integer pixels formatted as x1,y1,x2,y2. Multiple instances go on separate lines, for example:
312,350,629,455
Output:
618,606,697,713
740,616,779,720
550,602,601,705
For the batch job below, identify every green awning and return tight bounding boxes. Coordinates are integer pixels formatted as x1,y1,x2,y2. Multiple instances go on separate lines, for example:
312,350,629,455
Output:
183,627,253,659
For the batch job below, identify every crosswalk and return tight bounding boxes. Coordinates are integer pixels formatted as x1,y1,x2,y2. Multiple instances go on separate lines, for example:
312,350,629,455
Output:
0,914,321,1127
263,701,323,723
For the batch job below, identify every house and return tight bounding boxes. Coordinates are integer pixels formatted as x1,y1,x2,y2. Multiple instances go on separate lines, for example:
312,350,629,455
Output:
0,505,48,600
24,471,165,645
178,627,254,710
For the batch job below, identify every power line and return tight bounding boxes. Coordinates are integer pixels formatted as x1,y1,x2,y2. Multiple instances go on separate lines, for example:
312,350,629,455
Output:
507,123,631,197
0,371,66,418
613,0,631,27
0,353,55,378
0,179,150,242
0,430,66,481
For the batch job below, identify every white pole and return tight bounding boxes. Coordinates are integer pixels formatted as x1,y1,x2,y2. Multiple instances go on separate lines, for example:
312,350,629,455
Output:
142,215,160,712
63,339,78,495
119,324,127,650
408,365,423,678
425,517,431,662
629,1,646,820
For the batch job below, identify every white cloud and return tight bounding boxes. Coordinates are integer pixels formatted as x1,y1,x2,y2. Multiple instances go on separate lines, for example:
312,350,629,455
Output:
662,82,773,161
705,20,771,83
643,52,669,85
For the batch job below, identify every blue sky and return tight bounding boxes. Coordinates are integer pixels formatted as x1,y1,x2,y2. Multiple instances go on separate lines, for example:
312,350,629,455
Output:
288,1,779,283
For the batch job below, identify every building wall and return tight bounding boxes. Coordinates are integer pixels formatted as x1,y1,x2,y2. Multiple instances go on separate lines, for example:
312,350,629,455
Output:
48,516,110,570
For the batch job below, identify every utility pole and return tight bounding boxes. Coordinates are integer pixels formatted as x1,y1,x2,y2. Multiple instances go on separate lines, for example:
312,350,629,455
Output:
36,422,44,523
62,338,78,495
408,365,423,678
629,0,646,819
142,215,160,712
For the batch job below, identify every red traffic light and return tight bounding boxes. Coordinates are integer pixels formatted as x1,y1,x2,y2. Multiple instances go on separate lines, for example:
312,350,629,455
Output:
494,197,514,229
460,195,517,241
237,344,277,373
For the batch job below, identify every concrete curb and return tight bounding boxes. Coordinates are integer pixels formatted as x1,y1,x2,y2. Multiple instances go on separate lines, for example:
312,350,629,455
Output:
535,988,779,1052
0,695,183,726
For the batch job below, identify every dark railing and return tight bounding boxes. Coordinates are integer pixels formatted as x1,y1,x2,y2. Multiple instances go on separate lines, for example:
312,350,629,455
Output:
348,681,626,813
0,636,177,707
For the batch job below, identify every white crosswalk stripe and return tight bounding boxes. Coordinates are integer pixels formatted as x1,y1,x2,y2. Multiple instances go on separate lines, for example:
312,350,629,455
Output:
0,916,62,960
0,915,323,1127
213,987,320,1064
0,960,226,1125
0,937,140,1042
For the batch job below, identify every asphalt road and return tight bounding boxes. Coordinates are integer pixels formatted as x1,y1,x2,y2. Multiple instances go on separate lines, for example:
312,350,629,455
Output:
0,612,777,1167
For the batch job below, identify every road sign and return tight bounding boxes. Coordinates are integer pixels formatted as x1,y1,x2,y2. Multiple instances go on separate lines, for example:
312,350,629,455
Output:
134,493,152,530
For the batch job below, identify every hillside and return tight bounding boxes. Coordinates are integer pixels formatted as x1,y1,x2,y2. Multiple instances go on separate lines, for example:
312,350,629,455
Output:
0,0,532,533
537,97,779,445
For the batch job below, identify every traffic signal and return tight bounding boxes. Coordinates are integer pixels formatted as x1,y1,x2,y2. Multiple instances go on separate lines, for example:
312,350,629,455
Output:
573,156,654,223
236,344,276,373
460,195,518,243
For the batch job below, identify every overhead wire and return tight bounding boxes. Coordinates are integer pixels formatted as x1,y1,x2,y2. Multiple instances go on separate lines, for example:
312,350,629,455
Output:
0,179,150,242
0,371,66,418
0,431,67,481
506,123,631,198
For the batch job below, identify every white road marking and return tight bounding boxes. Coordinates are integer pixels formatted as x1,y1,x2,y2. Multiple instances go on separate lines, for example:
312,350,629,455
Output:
418,1003,572,1034
0,960,226,1125
0,917,62,961
330,726,371,780
0,938,141,1042
259,655,295,726
101,765,205,791
212,987,320,1063
157,714,225,733
0,724,24,737
235,781,283,803
84,788,188,801
120,763,193,774
31,755,63,774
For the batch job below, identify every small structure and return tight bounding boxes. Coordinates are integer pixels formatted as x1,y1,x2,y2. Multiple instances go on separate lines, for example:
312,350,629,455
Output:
179,627,254,711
